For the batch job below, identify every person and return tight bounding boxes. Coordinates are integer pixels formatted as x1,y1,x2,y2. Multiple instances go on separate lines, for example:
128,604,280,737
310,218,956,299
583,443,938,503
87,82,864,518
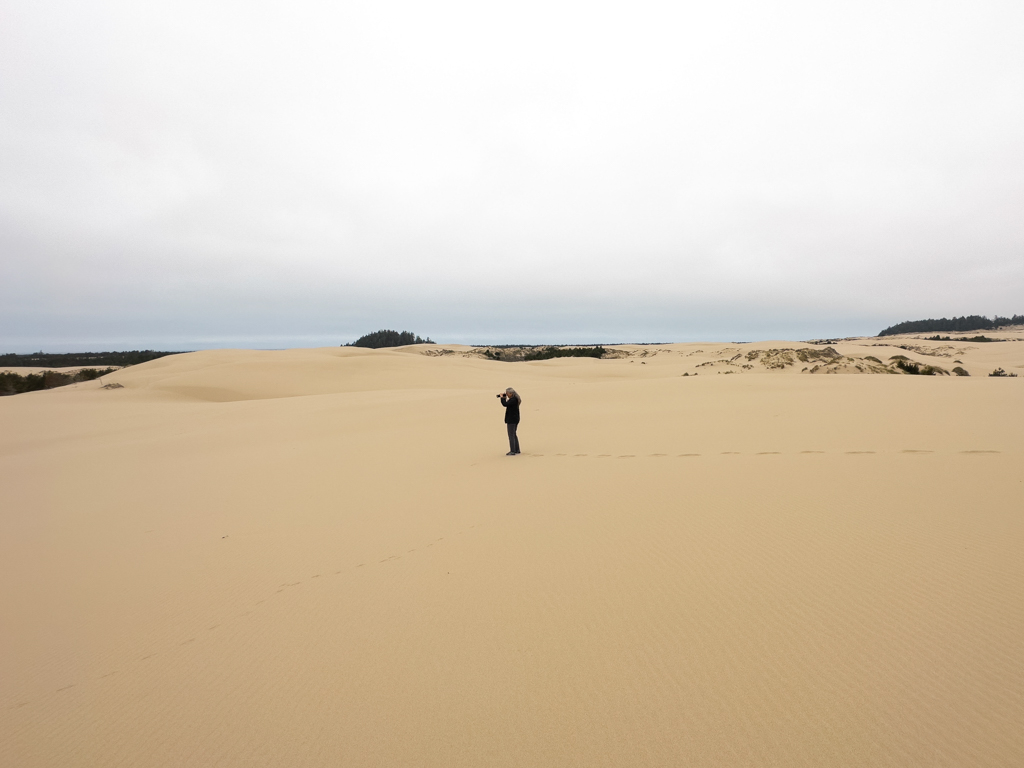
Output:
497,387,521,455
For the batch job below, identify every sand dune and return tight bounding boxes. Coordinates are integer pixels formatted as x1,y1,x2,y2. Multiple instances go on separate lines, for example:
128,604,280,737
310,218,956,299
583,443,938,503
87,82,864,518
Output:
2,338,1023,766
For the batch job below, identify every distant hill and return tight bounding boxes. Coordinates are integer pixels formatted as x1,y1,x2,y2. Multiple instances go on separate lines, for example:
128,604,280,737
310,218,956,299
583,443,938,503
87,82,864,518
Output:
346,330,434,348
0,350,182,368
878,315,1024,337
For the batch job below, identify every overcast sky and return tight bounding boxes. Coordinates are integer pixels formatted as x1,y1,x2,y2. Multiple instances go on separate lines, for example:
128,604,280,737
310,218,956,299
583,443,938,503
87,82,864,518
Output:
2,0,1022,351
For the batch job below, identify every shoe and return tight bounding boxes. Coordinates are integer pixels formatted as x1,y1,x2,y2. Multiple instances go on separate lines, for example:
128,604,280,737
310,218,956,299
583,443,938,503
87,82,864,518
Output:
506,451,516,456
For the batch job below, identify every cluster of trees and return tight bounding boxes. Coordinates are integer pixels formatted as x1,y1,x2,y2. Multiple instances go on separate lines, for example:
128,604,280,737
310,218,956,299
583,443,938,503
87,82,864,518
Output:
346,330,434,348
878,315,1024,337
0,350,179,367
0,368,117,396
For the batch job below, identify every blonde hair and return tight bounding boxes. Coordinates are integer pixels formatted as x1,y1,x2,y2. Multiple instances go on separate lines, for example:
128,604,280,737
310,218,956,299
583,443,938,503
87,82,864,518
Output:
505,387,521,404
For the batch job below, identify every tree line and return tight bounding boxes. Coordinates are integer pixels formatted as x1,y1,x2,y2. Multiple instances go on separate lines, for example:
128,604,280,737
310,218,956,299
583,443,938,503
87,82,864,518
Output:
878,315,1023,336
0,350,180,367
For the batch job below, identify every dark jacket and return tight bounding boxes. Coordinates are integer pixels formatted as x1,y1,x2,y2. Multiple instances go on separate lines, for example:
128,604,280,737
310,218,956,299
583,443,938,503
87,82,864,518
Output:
500,394,520,424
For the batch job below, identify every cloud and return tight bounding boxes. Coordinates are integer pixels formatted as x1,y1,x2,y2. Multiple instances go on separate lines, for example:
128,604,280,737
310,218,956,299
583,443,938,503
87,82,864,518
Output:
2,0,1023,350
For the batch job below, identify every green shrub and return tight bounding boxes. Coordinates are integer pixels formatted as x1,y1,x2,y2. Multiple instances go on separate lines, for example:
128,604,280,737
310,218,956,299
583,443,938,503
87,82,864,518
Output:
989,368,1017,377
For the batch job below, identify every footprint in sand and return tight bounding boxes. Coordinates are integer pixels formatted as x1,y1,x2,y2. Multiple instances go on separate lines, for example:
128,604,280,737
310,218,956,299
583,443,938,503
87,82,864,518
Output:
617,455,635,458
961,450,1000,454
756,452,781,455
649,453,667,457
721,451,740,455
573,454,588,457
800,451,825,454
596,454,611,458
678,453,701,457
554,453,567,456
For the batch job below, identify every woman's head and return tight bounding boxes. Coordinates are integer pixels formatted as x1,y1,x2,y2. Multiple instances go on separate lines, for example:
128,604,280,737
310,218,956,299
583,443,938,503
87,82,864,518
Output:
505,387,521,404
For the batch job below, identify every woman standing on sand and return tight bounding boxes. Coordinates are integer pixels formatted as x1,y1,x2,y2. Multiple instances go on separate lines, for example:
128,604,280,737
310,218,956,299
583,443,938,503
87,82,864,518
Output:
497,387,521,455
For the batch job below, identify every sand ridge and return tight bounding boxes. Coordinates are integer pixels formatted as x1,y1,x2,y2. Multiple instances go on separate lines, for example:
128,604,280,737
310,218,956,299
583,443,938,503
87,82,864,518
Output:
1,341,1022,766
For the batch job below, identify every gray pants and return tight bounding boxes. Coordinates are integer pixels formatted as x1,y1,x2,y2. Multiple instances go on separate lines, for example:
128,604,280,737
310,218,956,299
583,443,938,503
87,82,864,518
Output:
506,422,520,454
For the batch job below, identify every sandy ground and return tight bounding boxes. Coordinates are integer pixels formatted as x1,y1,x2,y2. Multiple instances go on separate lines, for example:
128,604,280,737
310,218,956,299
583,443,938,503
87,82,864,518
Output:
2,338,1022,767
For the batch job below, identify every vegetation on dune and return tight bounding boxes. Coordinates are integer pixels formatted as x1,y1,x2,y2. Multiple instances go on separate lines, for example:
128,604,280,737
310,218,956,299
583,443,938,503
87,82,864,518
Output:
878,315,1023,337
523,346,607,361
989,368,1017,377
0,350,179,396
925,335,1001,343
952,367,970,376
346,330,434,348
0,350,180,368
478,345,609,362
0,368,118,396
742,347,880,374
893,359,948,376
